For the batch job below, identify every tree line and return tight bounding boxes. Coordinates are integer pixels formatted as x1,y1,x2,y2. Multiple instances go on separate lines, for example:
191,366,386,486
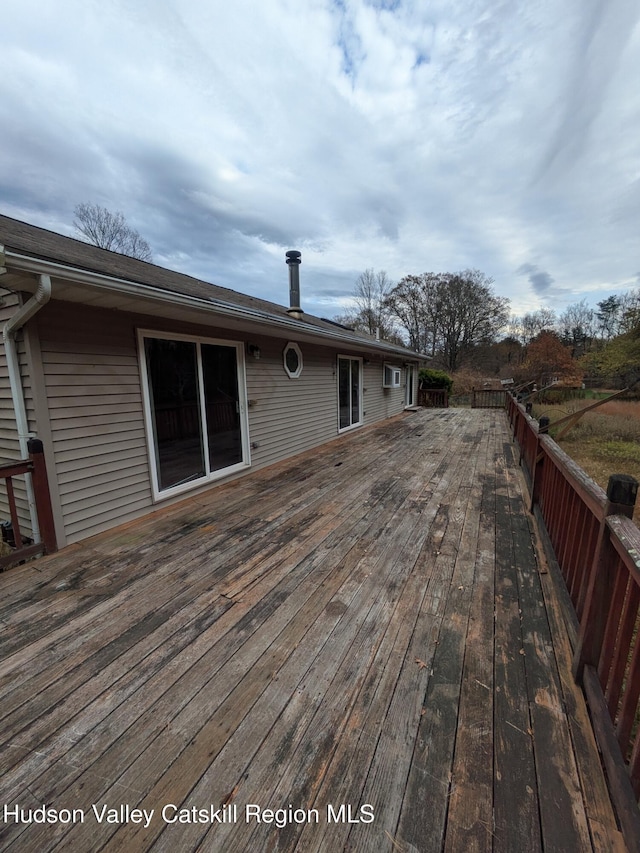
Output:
506,295,640,388
508,294,640,355
70,203,638,389
336,268,640,388
335,268,509,372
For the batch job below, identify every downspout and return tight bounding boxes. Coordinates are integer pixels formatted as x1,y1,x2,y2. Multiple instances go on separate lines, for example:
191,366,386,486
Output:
2,273,52,543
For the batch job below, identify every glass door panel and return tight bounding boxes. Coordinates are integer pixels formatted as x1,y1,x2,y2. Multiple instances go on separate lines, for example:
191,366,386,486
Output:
144,338,205,490
338,358,351,430
201,343,243,472
351,359,360,425
406,366,414,406
338,357,362,430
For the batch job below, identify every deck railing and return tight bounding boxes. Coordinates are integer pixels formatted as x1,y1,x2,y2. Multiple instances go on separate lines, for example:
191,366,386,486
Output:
417,388,449,408
508,394,640,848
472,388,507,408
0,438,57,571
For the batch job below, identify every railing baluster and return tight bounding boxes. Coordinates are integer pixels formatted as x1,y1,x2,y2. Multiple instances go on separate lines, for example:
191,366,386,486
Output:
510,396,640,841
0,438,57,570
630,725,640,798
603,576,637,717
5,476,23,549
616,636,640,759
573,476,637,683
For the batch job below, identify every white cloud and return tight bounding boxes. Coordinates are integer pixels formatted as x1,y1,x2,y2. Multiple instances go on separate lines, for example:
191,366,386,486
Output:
1,0,639,321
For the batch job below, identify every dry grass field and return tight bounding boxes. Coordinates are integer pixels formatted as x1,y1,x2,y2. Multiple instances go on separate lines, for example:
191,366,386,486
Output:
532,397,640,525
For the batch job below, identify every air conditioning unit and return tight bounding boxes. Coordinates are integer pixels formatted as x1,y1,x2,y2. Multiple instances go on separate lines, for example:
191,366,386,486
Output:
383,364,401,388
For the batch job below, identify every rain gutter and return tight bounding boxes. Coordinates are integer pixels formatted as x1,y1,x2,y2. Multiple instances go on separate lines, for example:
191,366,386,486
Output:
3,250,425,361
1,271,52,543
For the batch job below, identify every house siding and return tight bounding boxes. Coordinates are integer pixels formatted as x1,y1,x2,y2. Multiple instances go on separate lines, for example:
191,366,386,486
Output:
0,290,33,537
362,360,407,424
244,336,338,469
35,302,151,544
32,301,412,545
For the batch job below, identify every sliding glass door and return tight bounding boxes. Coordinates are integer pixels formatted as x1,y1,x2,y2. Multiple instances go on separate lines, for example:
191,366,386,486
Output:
338,356,363,431
405,365,417,406
140,332,248,498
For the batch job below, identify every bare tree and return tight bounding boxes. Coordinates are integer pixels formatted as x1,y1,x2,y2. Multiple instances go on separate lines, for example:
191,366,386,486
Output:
519,308,556,344
336,269,395,339
558,300,595,357
384,272,445,355
383,275,428,351
619,287,640,333
73,203,152,262
386,269,509,368
435,270,510,371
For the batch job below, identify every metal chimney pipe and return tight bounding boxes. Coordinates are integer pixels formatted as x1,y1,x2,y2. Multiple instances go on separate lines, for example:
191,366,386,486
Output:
286,250,303,318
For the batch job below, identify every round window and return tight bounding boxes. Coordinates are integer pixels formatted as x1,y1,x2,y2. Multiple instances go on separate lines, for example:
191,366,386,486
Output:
283,342,303,378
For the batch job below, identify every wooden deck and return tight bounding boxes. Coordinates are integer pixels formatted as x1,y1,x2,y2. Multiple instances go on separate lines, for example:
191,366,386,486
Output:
0,409,626,852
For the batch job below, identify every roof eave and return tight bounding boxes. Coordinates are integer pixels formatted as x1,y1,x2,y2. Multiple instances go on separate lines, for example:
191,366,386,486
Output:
2,249,424,361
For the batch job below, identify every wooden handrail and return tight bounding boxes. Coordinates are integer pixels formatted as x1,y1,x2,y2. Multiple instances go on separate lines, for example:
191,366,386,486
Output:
507,394,640,848
471,388,506,408
0,438,57,570
417,388,449,408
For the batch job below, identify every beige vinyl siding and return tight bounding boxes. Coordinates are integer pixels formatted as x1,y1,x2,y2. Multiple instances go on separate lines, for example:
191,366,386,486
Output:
31,300,414,545
362,361,407,424
245,342,407,468
245,338,338,469
36,302,151,544
0,292,22,457
0,291,32,536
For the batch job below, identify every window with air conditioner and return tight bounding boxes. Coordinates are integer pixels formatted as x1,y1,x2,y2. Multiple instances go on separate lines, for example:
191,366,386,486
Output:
383,364,401,388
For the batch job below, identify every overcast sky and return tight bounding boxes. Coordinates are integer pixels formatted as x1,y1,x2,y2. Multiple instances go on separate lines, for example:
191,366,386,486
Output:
2,0,639,320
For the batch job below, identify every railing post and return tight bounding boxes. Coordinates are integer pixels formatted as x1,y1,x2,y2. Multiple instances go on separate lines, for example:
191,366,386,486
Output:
572,474,638,683
27,438,57,555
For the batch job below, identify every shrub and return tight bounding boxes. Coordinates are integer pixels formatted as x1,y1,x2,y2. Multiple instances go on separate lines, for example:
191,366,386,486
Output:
419,368,453,392
536,388,586,404
449,368,485,395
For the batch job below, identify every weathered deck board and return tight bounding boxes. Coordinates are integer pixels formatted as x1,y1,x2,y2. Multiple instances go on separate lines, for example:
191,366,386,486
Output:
0,409,624,852
505,451,592,853
441,435,497,853
493,447,542,853
395,422,491,853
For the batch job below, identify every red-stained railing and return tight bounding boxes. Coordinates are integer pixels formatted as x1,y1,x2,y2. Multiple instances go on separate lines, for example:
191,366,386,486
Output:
507,394,640,850
417,388,449,408
471,388,507,408
0,438,57,571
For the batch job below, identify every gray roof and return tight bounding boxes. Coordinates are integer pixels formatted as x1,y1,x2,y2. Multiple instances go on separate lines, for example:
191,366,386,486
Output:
0,214,422,360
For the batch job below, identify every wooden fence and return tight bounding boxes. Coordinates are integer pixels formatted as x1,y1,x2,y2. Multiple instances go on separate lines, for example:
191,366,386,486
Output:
0,438,57,571
507,394,640,850
472,388,507,408
417,388,449,408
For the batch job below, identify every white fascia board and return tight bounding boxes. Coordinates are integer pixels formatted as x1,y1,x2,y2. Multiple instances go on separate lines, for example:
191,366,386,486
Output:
3,249,424,361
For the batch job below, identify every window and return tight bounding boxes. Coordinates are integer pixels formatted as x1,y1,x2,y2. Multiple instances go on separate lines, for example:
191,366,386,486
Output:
139,330,249,499
283,342,303,378
383,363,401,388
338,356,363,431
